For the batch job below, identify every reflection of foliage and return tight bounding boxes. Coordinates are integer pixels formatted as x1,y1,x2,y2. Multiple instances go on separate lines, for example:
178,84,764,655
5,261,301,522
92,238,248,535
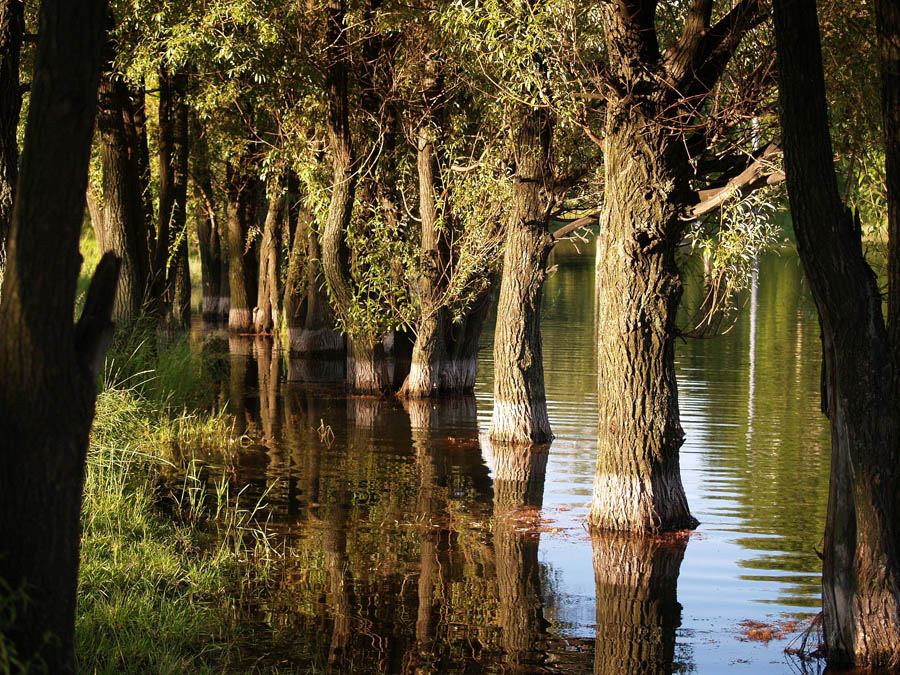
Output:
685,190,782,332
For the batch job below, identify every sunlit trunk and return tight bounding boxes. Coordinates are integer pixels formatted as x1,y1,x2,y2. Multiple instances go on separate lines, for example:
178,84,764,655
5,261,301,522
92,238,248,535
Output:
254,182,284,334
489,109,554,444
590,114,696,534
225,157,257,333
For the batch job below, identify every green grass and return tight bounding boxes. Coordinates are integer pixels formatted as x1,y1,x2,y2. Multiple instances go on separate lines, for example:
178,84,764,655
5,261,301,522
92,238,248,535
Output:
74,335,289,674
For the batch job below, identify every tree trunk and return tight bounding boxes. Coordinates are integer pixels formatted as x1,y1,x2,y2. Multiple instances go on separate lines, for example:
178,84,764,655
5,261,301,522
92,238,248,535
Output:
347,336,392,394
156,68,189,327
592,532,687,674
254,180,284,334
97,70,143,323
491,441,550,669
191,114,224,323
0,0,112,670
400,115,452,398
489,109,554,444
169,72,190,328
589,112,697,534
880,0,900,369
0,0,23,285
224,155,257,333
774,0,900,667
120,83,153,295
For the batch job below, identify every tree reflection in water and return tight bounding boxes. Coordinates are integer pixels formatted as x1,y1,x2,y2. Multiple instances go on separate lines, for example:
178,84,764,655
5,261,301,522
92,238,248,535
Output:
592,530,689,675
491,440,551,671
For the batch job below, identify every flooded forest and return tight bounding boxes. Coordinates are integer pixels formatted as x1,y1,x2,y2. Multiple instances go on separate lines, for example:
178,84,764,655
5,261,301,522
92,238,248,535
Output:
1,0,899,673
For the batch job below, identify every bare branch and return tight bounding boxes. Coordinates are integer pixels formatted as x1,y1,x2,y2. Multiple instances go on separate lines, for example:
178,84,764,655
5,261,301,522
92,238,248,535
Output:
686,143,784,219
552,211,601,241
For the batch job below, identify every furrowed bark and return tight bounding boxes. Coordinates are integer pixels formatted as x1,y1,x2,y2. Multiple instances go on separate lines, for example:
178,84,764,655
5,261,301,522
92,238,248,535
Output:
774,0,900,667
224,152,257,333
97,70,143,322
489,108,554,444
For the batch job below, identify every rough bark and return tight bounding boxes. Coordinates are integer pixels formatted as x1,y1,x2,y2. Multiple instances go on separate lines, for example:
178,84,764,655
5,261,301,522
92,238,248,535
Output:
592,532,687,674
590,113,697,533
774,0,900,667
121,83,154,275
224,153,257,333
399,108,453,398
0,0,23,284
489,108,554,444
0,0,111,670
97,70,143,322
254,179,284,334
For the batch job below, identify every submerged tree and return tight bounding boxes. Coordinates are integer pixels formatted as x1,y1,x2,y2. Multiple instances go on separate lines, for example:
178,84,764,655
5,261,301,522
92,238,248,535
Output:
774,0,900,667
0,0,115,669
589,0,781,533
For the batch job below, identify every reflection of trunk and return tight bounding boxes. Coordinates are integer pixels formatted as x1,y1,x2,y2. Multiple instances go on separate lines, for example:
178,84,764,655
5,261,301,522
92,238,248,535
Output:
774,2,900,667
225,154,257,333
228,335,254,436
255,336,280,441
490,109,554,443
491,441,550,669
0,0,23,281
97,71,144,322
590,113,696,534
592,532,687,675
322,488,352,668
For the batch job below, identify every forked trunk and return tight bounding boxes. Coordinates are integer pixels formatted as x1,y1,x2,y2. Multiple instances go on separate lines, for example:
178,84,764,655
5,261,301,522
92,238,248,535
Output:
590,117,696,534
592,532,687,674
490,109,554,444
254,183,284,334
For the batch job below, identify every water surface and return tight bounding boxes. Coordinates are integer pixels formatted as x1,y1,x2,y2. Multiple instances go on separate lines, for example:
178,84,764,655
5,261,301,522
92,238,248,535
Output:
200,244,829,673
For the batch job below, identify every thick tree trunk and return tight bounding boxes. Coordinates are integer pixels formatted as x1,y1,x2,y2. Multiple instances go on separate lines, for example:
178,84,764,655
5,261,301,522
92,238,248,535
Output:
97,71,144,322
492,441,550,669
774,0,900,667
489,109,554,444
590,114,697,534
0,0,111,670
347,336,391,394
254,181,284,334
592,532,687,674
224,156,257,333
121,83,154,275
0,0,23,284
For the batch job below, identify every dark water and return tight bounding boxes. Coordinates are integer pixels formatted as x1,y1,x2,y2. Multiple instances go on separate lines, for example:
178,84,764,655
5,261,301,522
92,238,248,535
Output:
201,244,829,673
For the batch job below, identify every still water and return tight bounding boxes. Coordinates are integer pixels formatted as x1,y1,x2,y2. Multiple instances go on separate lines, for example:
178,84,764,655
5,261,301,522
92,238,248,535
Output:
204,243,829,673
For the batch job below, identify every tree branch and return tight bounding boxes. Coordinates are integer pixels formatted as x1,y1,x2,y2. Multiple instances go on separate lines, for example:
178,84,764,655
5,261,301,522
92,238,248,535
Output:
553,211,601,241
665,0,714,83
687,143,784,219
74,252,121,377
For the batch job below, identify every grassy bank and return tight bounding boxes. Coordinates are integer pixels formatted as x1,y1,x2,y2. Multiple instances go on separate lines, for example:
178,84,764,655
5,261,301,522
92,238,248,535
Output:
74,334,289,674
